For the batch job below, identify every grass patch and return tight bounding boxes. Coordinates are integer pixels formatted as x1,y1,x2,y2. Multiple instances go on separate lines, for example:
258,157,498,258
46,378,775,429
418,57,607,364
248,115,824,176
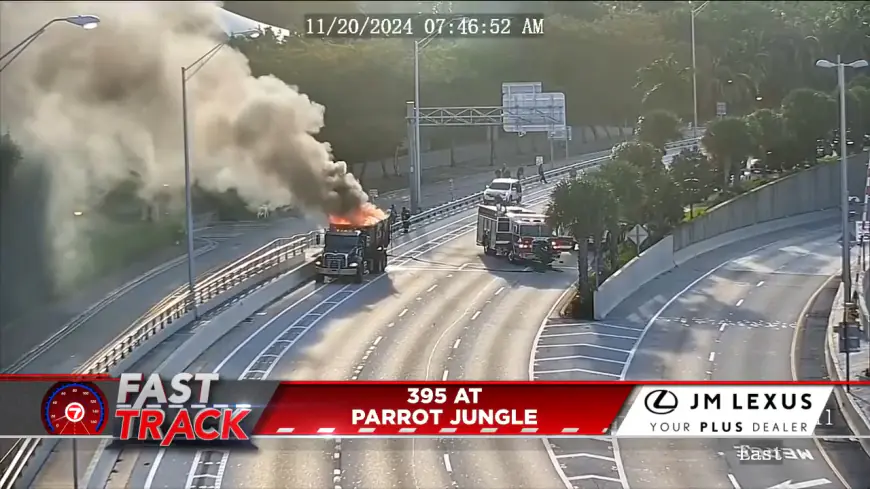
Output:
682,204,708,222
62,218,184,293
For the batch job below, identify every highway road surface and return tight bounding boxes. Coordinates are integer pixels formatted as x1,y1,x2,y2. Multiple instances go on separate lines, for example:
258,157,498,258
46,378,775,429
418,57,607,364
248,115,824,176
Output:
78,181,573,489
2,141,624,376
25,144,690,489
531,223,870,489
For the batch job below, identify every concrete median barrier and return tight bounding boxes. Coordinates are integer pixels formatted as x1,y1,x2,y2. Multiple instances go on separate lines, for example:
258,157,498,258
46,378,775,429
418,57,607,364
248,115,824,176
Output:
156,260,316,375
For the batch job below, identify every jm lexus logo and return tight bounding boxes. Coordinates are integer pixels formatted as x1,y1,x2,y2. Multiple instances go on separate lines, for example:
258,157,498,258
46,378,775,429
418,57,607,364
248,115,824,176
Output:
644,389,678,414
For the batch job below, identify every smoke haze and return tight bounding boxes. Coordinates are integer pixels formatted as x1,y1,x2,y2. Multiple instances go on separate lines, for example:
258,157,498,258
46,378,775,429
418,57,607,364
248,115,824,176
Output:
0,1,369,292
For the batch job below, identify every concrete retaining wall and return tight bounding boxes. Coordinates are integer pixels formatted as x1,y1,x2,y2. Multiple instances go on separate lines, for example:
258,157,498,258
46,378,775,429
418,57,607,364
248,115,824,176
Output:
674,154,868,251
593,211,836,319
593,151,870,320
351,126,631,180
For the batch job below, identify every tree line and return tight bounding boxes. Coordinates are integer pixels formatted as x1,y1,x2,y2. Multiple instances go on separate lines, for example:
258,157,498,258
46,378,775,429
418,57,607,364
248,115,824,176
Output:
546,71,870,318
226,0,869,168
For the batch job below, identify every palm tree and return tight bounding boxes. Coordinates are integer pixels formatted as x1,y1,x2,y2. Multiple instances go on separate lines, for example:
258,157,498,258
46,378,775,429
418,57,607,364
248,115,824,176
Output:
702,116,755,188
546,176,618,303
595,160,645,270
635,55,692,118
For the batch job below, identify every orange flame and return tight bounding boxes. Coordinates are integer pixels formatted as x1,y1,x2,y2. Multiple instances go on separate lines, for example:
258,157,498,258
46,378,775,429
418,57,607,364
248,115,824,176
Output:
328,203,387,227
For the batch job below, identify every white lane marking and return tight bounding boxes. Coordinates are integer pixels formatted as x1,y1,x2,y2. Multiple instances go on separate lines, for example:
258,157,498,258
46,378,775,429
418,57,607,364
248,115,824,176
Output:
736,299,744,307
423,278,501,380
443,454,453,472
727,473,742,489
540,331,639,340
536,343,630,353
555,453,615,461
427,284,438,292
530,229,827,489
458,263,469,270
214,451,229,489
495,286,505,295
719,323,727,332
453,338,461,349
373,336,382,346
709,352,716,362
535,354,625,365
399,308,409,317
442,369,449,381
183,451,203,489
146,182,563,482
620,237,791,378
213,286,322,372
567,475,622,482
471,311,481,320
757,281,765,287
143,449,166,489
545,321,645,330
534,367,620,377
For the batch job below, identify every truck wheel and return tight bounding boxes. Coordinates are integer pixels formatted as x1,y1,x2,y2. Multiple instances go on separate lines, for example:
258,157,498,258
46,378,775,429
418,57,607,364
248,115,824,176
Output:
315,274,325,284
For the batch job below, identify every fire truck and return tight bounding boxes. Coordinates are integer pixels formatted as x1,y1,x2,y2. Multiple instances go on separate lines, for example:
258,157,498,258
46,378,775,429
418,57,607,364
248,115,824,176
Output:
314,217,391,284
476,204,574,264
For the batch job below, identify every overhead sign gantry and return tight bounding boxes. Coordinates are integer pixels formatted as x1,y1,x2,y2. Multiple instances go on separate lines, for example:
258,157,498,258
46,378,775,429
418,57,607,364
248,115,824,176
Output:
405,81,569,212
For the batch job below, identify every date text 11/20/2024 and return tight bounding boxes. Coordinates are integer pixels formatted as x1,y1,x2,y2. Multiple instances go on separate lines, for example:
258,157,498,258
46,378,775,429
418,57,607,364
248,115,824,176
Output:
304,14,545,39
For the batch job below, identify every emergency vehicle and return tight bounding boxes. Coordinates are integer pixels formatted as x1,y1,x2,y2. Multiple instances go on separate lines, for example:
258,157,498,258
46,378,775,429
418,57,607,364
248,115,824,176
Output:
476,204,574,263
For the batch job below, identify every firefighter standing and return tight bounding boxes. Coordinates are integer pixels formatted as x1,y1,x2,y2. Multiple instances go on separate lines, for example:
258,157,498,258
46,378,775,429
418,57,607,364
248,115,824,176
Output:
389,204,397,228
537,161,547,184
516,166,525,180
401,206,411,233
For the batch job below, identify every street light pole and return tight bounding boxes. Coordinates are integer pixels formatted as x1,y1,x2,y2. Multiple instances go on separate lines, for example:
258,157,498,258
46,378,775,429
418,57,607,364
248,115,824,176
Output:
409,21,462,214
411,39,423,214
181,65,197,317
180,29,260,318
0,15,100,73
689,1,709,140
838,55,850,303
816,55,869,386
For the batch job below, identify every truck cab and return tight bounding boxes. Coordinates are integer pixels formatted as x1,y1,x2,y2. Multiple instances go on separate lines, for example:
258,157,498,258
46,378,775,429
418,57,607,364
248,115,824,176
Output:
507,215,573,264
315,218,390,284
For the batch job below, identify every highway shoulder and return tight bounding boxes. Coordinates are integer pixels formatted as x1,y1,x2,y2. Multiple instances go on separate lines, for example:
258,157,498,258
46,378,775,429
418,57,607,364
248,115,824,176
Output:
799,275,870,487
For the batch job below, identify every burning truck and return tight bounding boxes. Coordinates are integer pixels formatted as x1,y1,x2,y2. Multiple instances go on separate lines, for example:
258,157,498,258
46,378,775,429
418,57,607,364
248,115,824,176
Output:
314,204,391,284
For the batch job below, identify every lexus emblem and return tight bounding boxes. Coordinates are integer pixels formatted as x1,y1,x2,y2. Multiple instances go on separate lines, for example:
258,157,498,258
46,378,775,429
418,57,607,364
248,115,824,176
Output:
644,389,678,415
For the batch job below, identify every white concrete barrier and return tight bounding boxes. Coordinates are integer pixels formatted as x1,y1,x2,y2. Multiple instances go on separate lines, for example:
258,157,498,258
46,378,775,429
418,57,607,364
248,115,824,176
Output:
594,210,837,319
594,236,676,320
672,210,837,265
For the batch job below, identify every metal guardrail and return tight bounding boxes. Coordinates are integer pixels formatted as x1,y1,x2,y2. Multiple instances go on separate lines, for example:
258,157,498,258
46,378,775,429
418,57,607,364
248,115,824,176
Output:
0,137,698,489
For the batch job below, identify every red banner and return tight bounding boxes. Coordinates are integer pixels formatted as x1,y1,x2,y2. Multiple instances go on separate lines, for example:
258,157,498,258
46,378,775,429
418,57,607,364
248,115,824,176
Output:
254,382,633,436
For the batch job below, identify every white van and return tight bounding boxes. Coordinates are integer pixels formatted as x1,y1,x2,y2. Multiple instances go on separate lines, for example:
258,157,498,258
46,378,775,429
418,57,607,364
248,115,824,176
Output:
483,178,523,205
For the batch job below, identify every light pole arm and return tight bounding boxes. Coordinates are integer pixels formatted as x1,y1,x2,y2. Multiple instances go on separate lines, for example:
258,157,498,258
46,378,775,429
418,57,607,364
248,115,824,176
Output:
0,30,46,73
184,41,227,80
0,18,57,64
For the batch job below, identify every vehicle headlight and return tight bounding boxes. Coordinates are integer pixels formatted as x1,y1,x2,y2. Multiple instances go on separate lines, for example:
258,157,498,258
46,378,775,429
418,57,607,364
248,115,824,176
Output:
349,262,358,267
315,260,321,266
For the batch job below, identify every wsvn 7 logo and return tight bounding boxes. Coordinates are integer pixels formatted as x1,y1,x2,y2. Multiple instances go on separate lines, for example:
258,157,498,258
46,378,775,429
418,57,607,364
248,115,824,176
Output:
115,373,251,446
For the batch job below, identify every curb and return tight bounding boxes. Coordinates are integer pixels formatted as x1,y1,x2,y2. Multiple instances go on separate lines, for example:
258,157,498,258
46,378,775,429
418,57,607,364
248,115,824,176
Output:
824,280,870,458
